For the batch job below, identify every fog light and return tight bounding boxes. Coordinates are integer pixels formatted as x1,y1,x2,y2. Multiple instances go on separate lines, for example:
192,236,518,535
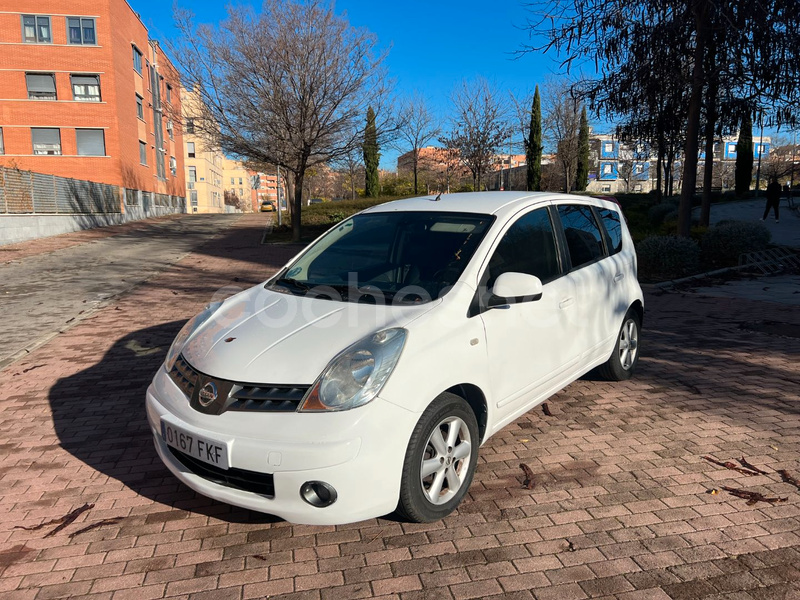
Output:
300,481,338,507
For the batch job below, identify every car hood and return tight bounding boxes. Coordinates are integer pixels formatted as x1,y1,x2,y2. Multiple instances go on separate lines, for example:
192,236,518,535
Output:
181,285,439,384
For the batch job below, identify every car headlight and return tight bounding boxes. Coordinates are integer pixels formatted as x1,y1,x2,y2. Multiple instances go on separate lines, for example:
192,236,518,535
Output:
299,328,407,412
164,301,223,371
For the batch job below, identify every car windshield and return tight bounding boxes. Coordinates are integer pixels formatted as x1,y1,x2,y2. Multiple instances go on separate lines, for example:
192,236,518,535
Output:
269,211,494,304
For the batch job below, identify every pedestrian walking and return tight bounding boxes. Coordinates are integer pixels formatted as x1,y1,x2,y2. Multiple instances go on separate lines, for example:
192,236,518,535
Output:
762,177,781,222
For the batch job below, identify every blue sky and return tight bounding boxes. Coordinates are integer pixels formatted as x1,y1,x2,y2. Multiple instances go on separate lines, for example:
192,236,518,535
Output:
134,0,570,169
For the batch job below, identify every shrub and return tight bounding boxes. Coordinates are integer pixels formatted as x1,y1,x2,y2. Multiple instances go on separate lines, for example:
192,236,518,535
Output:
636,235,701,282
701,220,771,267
648,201,679,226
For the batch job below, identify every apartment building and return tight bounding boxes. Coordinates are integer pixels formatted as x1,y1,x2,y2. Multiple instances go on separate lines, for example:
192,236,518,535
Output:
586,133,771,195
0,0,185,210
222,158,258,213
182,92,224,213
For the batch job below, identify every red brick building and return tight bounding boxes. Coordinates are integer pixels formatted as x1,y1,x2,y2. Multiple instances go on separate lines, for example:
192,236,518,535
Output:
0,0,185,206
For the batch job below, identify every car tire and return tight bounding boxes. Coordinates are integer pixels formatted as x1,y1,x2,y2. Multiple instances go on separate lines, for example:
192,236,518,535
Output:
396,393,479,523
598,310,641,381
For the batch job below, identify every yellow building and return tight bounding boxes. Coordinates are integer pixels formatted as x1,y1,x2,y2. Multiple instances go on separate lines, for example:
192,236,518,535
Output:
222,158,257,212
182,91,224,213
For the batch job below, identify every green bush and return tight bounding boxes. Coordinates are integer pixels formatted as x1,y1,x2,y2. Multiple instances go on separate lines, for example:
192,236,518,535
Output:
648,201,679,226
636,235,701,282
701,220,771,267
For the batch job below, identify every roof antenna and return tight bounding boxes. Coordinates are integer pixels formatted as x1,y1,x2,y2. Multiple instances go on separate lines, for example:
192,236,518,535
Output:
431,192,442,202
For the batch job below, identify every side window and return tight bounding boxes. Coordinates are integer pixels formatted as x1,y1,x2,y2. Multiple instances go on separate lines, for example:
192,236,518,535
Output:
557,204,605,269
597,207,623,255
485,208,560,288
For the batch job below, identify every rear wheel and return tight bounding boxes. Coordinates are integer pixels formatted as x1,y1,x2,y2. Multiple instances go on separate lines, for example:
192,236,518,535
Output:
598,311,641,381
396,393,478,522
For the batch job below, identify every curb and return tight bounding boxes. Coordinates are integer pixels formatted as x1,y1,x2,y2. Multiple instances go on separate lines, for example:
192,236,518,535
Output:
641,265,747,290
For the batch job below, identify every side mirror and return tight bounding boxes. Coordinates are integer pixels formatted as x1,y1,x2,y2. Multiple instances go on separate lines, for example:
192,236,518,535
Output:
488,272,543,307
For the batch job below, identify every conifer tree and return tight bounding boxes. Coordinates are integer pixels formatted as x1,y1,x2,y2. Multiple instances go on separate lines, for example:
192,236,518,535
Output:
363,107,380,197
575,106,590,191
526,86,542,191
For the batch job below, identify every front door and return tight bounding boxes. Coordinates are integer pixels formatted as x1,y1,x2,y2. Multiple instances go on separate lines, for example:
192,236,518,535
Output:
478,207,580,426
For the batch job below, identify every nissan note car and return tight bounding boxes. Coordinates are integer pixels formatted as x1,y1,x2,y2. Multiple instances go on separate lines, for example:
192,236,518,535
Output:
147,192,643,524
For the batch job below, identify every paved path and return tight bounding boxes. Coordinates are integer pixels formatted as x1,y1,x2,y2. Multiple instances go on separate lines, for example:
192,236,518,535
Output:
0,213,798,599
695,198,800,248
0,214,240,370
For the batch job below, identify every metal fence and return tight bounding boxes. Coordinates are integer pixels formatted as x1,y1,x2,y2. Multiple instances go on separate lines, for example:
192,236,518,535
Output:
0,166,120,215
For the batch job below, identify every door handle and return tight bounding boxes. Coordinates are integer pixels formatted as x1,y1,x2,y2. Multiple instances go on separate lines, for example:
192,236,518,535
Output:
614,273,625,282
559,297,574,309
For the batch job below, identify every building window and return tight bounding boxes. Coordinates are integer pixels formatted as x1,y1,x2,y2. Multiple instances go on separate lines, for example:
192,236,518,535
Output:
0,128,4,155
230,177,234,185
136,94,144,120
167,120,174,139
185,118,195,134
139,141,147,165
71,74,101,102
165,84,172,103
132,46,143,74
26,73,57,100
170,156,177,176
32,128,61,155
238,177,243,185
188,166,197,183
190,190,198,207
67,17,96,45
76,129,105,156
22,15,51,43
187,142,195,158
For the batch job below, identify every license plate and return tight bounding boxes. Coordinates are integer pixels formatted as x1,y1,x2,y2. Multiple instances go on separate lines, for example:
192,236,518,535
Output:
161,420,229,470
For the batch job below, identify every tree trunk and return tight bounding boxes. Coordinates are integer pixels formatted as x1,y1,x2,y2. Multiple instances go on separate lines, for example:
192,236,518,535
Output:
678,1,709,237
413,148,419,195
292,169,305,242
700,37,718,227
656,148,663,200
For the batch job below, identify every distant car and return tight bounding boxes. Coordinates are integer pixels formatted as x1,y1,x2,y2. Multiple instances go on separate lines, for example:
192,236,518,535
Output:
260,201,276,212
308,198,324,205
147,191,643,525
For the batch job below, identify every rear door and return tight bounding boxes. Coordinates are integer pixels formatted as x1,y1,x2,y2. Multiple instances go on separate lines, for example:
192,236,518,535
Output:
555,203,615,361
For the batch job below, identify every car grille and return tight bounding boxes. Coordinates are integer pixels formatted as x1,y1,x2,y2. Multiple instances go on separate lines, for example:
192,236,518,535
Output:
169,355,198,399
168,447,275,498
168,355,309,414
227,385,309,412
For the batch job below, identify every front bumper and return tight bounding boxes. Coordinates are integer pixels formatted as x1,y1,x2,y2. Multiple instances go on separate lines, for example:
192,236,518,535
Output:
146,366,419,525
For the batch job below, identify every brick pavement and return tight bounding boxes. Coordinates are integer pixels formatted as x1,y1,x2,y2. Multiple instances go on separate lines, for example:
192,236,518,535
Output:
1,214,799,600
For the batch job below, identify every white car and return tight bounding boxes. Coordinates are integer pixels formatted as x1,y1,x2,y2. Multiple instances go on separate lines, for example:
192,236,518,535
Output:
146,192,643,525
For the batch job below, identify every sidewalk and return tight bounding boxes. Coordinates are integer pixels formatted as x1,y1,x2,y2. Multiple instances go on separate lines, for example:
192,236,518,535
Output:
0,213,186,263
695,198,800,248
0,213,798,600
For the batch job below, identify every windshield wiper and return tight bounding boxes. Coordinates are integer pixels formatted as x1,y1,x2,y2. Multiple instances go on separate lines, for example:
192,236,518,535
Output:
272,277,310,295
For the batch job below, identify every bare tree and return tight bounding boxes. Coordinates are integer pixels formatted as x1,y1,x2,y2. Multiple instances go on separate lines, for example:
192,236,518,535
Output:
331,144,364,200
395,95,441,195
509,90,534,154
170,0,388,241
441,78,510,191
543,79,582,192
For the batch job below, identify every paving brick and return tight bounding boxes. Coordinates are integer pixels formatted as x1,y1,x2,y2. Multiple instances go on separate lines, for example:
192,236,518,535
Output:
2,216,800,600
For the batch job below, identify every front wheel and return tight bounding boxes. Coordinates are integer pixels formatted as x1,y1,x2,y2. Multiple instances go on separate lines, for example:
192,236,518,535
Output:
396,393,479,523
598,311,641,381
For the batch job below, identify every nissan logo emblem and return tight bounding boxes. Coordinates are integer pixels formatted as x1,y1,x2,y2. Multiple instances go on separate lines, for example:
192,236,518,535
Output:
198,381,218,407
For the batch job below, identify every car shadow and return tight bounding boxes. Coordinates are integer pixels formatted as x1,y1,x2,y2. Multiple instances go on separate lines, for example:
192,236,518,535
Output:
47,320,282,524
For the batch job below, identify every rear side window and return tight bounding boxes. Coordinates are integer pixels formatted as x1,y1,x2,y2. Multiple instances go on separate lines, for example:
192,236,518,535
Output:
485,207,561,287
597,207,623,254
557,204,605,269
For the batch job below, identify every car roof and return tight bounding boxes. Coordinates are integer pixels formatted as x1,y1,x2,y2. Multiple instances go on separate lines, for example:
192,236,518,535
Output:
360,191,610,218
